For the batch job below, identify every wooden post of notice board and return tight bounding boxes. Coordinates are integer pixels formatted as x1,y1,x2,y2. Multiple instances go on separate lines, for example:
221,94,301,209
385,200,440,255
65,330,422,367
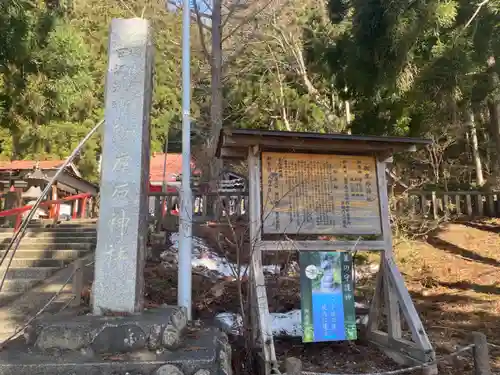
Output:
216,129,437,375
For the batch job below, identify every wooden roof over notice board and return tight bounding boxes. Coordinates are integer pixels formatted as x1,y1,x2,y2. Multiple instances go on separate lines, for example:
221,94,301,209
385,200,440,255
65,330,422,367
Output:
216,128,431,159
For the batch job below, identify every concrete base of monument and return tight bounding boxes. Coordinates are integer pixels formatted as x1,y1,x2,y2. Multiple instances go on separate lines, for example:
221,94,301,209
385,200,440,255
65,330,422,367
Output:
0,307,231,375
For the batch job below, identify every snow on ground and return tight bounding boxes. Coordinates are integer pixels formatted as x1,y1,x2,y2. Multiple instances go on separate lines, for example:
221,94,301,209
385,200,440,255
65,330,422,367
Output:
165,233,280,279
165,233,378,281
165,233,373,337
215,305,369,337
215,310,303,337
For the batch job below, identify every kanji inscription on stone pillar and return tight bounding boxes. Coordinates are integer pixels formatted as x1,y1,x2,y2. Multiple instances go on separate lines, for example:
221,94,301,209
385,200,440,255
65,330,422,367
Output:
93,18,154,314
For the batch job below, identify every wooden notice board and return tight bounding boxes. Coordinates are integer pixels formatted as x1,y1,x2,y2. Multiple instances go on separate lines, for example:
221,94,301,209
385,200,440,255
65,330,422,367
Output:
261,152,381,235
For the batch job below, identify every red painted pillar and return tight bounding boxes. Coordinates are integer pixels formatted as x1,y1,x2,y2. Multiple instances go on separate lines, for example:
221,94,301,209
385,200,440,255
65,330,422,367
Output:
49,185,57,218
81,197,88,219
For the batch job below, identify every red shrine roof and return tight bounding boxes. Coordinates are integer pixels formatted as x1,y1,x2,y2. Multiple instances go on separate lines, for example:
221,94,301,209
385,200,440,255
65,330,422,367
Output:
0,160,82,178
149,153,199,184
0,154,199,188
0,160,65,170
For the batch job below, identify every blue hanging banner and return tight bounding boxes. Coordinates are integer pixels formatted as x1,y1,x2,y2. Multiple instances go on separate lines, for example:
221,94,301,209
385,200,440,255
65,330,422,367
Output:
300,251,357,342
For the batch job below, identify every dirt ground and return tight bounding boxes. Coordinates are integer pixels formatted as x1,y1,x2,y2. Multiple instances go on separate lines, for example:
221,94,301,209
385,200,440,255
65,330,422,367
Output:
394,220,500,374
143,219,500,375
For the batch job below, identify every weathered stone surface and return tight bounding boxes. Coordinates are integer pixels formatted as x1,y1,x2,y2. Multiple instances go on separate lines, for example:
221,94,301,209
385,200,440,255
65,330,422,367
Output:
29,307,186,353
148,324,163,350
93,17,154,314
91,325,146,354
80,347,95,358
161,324,181,350
0,328,230,375
217,334,232,375
35,325,91,351
154,364,184,375
170,309,187,331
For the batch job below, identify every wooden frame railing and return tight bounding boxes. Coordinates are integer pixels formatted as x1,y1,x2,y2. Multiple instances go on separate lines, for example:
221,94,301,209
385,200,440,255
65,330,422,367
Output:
0,192,92,230
148,191,249,224
404,190,500,219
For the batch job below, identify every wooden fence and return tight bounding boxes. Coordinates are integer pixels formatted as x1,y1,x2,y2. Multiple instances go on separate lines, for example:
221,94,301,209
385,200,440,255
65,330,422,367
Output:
403,190,500,220
148,191,249,224
149,189,498,225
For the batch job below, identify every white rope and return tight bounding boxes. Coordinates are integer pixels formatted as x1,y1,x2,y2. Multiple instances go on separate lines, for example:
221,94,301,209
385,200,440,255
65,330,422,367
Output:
0,119,103,292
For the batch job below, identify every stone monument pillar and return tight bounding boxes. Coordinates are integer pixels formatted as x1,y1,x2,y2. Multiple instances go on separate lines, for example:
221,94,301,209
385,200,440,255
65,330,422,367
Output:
93,18,154,314
0,18,232,375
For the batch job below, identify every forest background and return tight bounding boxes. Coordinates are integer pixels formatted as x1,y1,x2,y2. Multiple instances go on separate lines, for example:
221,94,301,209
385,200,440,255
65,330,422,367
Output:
0,0,499,189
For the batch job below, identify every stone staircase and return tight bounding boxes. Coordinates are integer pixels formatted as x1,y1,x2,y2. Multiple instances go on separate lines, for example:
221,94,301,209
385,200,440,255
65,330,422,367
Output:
0,220,97,306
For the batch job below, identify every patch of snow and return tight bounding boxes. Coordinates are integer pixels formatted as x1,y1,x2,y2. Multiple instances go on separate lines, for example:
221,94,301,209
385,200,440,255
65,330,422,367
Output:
214,311,301,337
271,310,303,337
215,312,244,336
215,303,369,338
163,233,378,338
164,233,280,279
164,233,378,282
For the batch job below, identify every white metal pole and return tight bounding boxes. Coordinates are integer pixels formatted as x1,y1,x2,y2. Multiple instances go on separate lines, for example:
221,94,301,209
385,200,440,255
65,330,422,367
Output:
178,0,193,320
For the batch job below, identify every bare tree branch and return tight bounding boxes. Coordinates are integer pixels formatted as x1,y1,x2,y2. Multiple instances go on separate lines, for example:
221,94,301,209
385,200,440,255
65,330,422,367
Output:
221,0,275,44
193,0,212,61
267,42,291,130
167,0,213,28
463,0,490,30
200,0,213,13
221,1,250,29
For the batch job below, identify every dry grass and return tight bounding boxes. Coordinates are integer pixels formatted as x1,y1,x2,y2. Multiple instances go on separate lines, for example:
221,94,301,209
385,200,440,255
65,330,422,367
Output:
143,219,500,374
393,219,500,374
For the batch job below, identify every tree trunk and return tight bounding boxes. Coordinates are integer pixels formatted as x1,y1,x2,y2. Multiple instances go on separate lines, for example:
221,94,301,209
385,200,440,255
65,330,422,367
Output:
209,0,223,181
467,109,485,187
344,86,351,133
485,57,500,187
12,132,21,160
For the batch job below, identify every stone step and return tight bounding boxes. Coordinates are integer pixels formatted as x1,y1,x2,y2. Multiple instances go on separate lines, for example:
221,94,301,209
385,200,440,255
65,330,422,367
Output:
0,232,97,240
0,294,74,335
0,251,93,314
0,327,230,375
0,267,60,280
0,249,85,260
0,287,74,307
39,219,97,224
1,280,74,294
0,258,81,268
0,291,25,306
0,236,96,244
0,279,42,293
23,224,98,229
0,242,95,251
0,227,96,234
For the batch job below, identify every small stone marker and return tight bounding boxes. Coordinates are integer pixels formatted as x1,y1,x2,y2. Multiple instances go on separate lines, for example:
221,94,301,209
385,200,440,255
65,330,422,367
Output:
472,331,492,375
93,18,154,314
285,357,302,375
154,364,184,375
